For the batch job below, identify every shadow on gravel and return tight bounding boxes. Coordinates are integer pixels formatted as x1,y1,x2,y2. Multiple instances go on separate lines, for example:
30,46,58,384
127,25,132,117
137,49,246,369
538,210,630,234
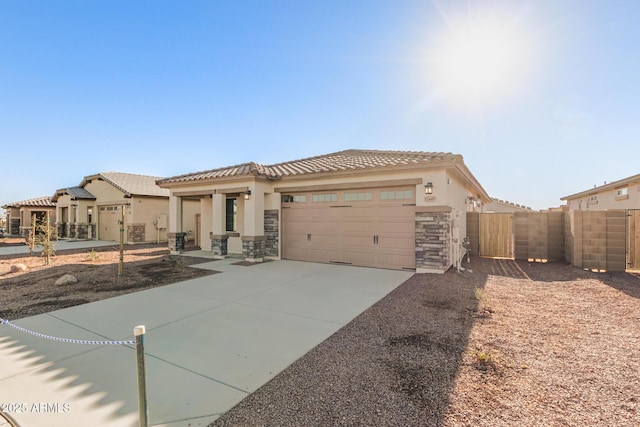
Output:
515,259,640,300
212,259,491,427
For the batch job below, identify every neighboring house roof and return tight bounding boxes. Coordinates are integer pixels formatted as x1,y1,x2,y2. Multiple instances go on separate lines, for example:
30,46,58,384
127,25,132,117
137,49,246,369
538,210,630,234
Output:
52,186,97,202
157,149,463,184
561,173,640,201
80,172,170,198
2,196,56,209
488,198,533,211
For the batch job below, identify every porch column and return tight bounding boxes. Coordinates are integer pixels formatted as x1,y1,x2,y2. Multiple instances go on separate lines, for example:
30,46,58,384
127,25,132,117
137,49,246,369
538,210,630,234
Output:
210,193,228,259
168,195,185,254
242,187,266,262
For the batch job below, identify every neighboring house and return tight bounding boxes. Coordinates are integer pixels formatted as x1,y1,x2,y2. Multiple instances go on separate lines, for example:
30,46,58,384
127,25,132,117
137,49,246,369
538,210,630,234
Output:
52,172,199,244
561,173,640,211
157,149,491,273
485,198,534,213
1,196,57,237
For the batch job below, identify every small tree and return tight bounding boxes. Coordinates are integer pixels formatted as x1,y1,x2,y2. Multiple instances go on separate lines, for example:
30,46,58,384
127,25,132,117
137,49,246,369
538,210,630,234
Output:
25,213,37,255
34,211,57,265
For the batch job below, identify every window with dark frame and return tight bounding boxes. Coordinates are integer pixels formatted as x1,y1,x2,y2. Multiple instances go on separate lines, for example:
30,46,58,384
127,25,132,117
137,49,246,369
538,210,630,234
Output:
225,198,237,232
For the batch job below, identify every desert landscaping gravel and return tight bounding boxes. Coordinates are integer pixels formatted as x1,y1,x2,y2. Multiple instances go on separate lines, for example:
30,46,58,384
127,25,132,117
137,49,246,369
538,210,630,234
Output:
2,237,639,426
212,258,640,427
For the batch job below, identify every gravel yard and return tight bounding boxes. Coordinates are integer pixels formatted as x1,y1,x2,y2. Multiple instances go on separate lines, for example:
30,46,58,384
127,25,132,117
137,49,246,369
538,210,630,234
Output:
212,257,640,427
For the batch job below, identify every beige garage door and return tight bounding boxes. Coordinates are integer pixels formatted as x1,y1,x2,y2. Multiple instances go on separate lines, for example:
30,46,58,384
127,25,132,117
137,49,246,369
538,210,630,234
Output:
98,205,122,241
282,187,415,270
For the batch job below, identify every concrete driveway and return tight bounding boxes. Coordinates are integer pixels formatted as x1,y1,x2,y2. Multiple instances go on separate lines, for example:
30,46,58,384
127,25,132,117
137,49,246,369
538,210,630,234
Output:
0,257,412,427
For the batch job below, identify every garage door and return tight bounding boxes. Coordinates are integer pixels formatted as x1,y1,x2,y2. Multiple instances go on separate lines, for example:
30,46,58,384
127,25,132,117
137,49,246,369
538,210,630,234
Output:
98,205,122,241
282,187,415,270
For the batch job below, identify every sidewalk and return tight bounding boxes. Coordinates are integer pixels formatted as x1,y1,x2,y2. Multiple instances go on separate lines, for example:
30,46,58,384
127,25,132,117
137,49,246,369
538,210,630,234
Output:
0,239,117,256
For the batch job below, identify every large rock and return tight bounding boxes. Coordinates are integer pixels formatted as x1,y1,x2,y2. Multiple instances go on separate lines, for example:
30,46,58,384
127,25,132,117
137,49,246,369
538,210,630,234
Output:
55,274,78,286
10,264,27,273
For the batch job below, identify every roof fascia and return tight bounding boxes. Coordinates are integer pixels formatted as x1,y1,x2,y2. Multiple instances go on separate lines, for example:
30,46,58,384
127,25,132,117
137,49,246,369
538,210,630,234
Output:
561,173,640,201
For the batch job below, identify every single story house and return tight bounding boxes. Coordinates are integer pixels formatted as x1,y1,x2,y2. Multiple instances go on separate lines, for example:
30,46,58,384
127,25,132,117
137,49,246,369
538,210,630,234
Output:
1,196,57,237
52,172,199,244
157,149,491,273
561,173,640,211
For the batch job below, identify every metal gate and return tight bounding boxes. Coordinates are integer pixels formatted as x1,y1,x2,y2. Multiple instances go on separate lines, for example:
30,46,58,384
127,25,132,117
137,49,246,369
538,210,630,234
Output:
628,210,640,271
479,213,514,258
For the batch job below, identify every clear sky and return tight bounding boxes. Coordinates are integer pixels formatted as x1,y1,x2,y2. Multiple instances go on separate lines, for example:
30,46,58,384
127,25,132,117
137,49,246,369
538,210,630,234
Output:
1,0,638,211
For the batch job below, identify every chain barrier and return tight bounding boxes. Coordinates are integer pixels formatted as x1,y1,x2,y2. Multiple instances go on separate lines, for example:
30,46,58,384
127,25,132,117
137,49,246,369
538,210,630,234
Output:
0,317,136,345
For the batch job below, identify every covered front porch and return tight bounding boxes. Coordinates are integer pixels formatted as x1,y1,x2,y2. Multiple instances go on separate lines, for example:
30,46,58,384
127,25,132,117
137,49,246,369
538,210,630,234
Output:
166,179,279,263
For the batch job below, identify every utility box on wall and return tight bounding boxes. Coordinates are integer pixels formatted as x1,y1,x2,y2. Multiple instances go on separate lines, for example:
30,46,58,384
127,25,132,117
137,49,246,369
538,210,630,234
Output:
156,213,168,229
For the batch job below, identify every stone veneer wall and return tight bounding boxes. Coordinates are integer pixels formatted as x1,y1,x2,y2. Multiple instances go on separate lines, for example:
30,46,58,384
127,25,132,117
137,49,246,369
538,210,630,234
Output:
76,224,90,240
57,223,67,238
10,219,20,235
264,210,279,257
127,223,146,243
168,232,186,252
415,210,451,273
210,234,229,257
242,236,266,261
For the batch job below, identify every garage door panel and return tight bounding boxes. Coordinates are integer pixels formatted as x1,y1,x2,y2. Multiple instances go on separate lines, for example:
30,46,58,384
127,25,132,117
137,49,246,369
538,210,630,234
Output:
311,248,339,263
98,206,121,241
342,249,378,266
282,189,416,270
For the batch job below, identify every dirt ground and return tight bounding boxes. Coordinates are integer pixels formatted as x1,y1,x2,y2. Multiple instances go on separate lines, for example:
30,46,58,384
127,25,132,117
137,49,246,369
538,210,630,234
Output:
213,257,640,427
0,238,216,320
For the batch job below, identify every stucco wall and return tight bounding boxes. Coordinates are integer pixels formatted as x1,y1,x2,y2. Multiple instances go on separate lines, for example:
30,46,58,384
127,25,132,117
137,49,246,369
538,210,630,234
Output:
565,182,640,211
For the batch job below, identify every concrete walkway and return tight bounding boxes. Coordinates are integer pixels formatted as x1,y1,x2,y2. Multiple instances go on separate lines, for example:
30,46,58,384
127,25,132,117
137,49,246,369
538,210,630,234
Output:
0,256,412,427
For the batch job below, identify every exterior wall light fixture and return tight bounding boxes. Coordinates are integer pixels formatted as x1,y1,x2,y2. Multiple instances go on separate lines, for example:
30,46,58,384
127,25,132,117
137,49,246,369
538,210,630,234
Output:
424,182,433,195
244,189,252,200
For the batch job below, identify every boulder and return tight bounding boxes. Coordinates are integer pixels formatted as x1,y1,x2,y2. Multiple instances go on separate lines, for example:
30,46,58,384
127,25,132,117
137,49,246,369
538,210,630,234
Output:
55,274,78,286
10,264,28,273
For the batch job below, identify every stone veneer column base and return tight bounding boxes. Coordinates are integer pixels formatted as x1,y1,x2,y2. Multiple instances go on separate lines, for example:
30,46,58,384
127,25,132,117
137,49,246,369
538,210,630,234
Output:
415,207,452,274
242,235,266,262
168,232,186,254
210,233,229,259
264,210,279,258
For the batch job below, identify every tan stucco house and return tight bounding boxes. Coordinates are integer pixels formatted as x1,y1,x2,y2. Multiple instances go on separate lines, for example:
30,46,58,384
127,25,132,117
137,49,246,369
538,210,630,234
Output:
52,172,199,244
1,196,57,237
157,149,491,273
561,173,640,211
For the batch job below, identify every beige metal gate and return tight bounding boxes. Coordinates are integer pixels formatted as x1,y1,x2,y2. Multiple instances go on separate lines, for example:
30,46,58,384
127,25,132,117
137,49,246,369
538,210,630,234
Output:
479,213,514,258
629,210,640,271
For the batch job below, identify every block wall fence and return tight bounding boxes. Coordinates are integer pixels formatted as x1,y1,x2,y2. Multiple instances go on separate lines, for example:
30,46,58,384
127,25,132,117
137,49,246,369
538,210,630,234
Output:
467,210,633,272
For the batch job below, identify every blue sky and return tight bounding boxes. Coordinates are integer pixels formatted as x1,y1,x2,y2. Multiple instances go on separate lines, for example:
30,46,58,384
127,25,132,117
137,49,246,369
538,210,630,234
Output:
1,0,639,211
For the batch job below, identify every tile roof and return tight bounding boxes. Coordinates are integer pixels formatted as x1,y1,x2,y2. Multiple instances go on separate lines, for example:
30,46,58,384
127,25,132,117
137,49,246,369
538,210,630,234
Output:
489,198,533,210
2,196,56,209
158,149,460,185
53,187,96,201
82,172,170,197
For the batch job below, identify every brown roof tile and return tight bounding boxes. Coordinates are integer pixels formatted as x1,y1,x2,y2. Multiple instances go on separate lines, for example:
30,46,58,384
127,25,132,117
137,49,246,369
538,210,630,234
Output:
2,196,56,209
158,149,460,185
82,172,170,197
